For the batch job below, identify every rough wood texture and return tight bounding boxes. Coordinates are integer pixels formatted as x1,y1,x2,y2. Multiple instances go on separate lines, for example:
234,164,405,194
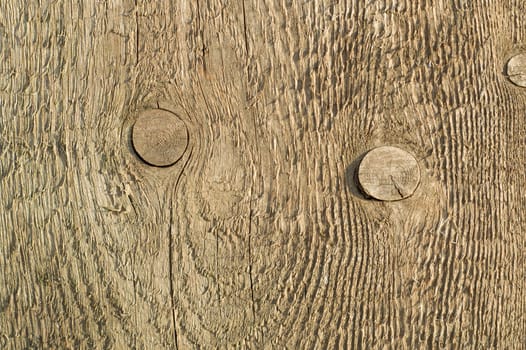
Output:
1,0,525,349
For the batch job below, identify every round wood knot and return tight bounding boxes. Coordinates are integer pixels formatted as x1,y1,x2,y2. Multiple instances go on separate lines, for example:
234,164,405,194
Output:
357,146,420,201
132,109,188,167
507,53,526,87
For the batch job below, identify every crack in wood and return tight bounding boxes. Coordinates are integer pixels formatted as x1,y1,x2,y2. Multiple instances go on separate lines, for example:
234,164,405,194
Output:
168,147,192,350
135,0,139,66
390,175,405,199
242,0,249,58
247,204,256,324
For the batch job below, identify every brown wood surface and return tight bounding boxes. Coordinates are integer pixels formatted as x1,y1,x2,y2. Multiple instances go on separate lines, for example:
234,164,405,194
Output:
1,0,526,349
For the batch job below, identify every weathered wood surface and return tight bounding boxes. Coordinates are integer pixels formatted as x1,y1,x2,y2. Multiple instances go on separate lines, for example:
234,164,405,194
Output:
1,0,525,349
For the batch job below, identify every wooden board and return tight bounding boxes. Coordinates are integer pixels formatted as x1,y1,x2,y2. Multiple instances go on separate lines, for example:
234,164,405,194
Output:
1,0,525,348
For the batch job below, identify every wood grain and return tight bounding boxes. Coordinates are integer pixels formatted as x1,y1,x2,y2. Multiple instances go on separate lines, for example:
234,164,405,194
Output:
0,0,525,349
